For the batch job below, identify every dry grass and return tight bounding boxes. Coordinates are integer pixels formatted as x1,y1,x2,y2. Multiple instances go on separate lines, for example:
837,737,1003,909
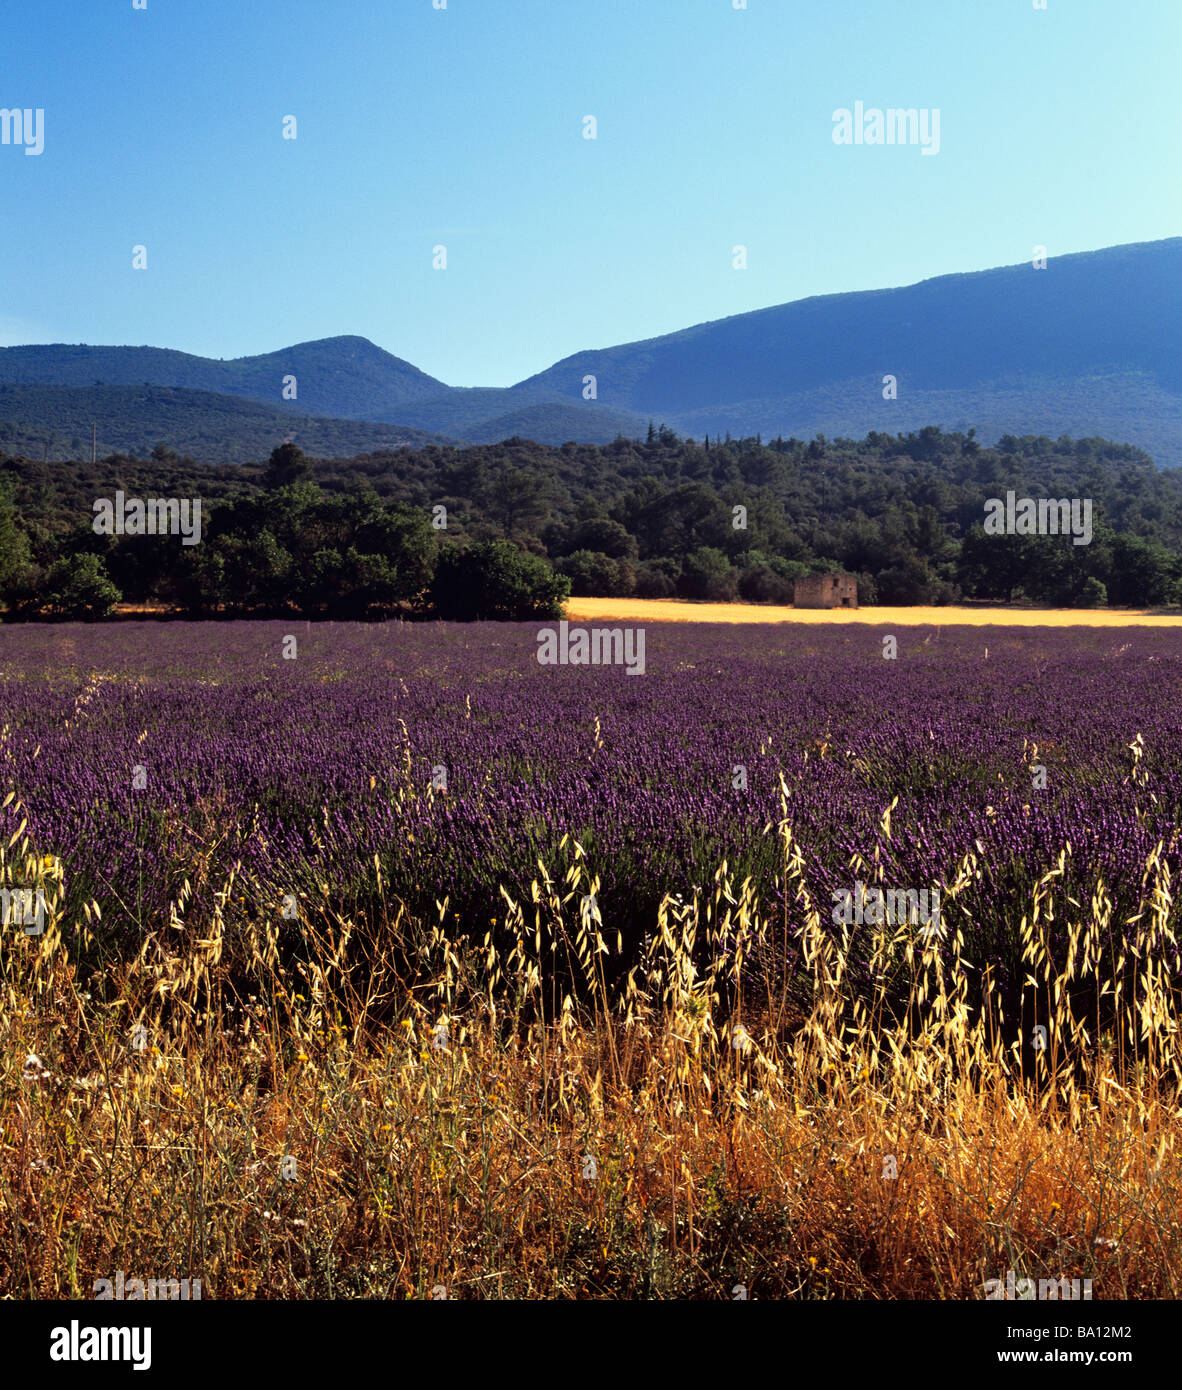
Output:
565,596,1182,627
1,790,1179,1299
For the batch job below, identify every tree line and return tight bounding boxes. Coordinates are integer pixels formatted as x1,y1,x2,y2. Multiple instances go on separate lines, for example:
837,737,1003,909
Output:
1,426,1181,620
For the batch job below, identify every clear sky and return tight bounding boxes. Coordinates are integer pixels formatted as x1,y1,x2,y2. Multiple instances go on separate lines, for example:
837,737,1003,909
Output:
2,0,1178,387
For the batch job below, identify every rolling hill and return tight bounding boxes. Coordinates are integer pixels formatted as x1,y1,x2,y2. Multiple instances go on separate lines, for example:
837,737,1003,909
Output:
1,238,1178,463
0,384,451,465
0,336,446,419
514,237,1182,466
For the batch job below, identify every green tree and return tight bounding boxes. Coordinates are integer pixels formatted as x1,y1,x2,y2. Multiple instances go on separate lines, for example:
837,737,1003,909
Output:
478,466,551,538
219,529,294,612
0,476,31,607
263,442,313,489
737,556,795,604
679,546,737,601
1077,576,1107,607
431,541,569,621
169,544,227,616
557,549,635,597
565,517,637,560
44,553,121,620
1106,535,1176,607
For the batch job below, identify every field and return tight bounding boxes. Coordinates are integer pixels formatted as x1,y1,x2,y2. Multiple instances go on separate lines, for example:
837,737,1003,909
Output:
2,619,1181,1299
566,596,1182,626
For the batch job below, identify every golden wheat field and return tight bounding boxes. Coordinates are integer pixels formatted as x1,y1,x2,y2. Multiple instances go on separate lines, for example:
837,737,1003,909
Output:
565,597,1182,627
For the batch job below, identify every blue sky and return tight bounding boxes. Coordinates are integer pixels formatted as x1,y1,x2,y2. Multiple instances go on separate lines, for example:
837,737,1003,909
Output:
3,0,1178,387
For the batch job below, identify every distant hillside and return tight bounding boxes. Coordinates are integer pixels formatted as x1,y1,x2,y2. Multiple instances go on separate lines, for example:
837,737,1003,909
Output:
0,384,450,464
391,392,650,445
3,238,1179,461
0,336,447,420
0,338,650,448
515,238,1182,467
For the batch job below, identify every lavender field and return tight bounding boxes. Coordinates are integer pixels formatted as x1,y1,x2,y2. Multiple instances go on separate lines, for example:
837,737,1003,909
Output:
5,619,1182,1301
2,620,1179,1005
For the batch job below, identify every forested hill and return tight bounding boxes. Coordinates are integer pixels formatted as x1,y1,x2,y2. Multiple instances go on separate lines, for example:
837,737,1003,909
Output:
511,238,1182,467
0,336,446,417
2,427,1180,615
0,383,452,464
2,239,1179,462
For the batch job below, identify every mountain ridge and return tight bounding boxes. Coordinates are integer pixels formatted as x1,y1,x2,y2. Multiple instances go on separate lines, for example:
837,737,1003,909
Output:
2,237,1178,463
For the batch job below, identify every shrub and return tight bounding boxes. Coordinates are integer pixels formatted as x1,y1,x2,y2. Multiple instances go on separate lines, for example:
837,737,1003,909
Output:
737,564,795,605
679,547,738,602
557,549,636,597
431,540,570,621
44,553,121,621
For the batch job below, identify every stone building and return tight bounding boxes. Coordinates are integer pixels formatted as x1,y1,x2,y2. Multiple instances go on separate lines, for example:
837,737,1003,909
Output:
793,572,859,609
